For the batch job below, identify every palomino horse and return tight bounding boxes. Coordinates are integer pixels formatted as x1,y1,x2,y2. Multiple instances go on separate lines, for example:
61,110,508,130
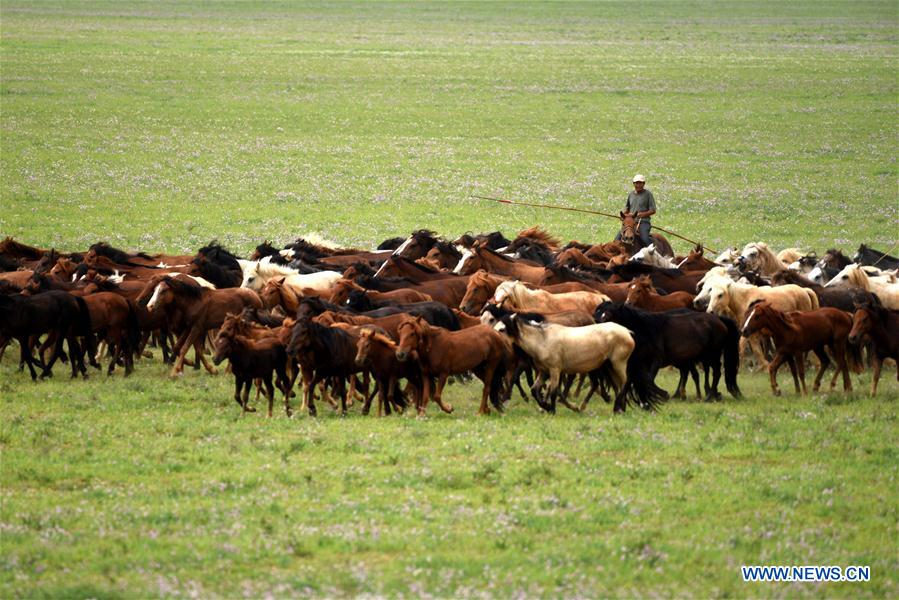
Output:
849,298,898,396
455,243,547,284
493,280,610,315
625,276,695,312
742,302,853,396
617,213,673,257
824,264,899,309
146,276,263,376
240,257,342,293
394,315,513,416
495,313,635,413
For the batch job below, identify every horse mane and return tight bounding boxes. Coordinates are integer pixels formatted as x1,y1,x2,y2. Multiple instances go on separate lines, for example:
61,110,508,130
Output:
355,274,416,289
197,241,242,266
515,227,561,250
377,236,406,251
298,296,342,315
562,240,592,252
482,303,513,320
771,270,820,289
163,275,205,298
432,240,462,258
514,311,547,324
255,259,298,278
612,262,682,278
90,242,153,263
393,256,441,274
0,237,47,260
477,245,516,263
192,257,241,288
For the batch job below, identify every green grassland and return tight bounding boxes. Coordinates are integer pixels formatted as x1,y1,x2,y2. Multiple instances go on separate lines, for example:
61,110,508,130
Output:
2,1,898,598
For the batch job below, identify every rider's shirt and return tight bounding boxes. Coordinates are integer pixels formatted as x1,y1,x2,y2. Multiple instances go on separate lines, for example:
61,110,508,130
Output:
625,189,657,221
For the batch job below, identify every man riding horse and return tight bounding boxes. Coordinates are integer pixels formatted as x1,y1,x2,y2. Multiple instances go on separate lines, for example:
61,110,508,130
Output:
614,173,672,256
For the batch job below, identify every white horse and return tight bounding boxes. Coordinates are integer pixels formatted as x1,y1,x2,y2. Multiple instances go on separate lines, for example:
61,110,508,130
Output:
739,242,792,276
630,244,677,269
240,256,341,293
713,247,741,266
824,264,899,309
493,280,610,315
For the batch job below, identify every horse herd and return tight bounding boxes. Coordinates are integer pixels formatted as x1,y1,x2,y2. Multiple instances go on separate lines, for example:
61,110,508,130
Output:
0,228,896,418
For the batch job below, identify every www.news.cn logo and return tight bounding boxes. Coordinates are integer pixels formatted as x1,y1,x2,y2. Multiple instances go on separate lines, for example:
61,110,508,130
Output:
742,565,870,583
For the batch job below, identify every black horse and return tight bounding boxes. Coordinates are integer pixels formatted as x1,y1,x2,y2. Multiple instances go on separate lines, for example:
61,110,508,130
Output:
344,291,460,331
854,244,899,270
594,302,741,403
0,291,92,379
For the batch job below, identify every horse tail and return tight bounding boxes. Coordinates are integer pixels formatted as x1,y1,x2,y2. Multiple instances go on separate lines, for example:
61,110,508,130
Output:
74,296,93,336
621,354,667,411
720,316,742,398
489,359,507,411
806,288,820,310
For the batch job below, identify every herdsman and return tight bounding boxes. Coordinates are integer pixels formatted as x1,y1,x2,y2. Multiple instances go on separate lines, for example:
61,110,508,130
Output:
616,173,657,247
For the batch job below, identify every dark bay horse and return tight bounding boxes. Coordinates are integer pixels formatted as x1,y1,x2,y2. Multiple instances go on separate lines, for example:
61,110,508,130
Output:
849,298,898,396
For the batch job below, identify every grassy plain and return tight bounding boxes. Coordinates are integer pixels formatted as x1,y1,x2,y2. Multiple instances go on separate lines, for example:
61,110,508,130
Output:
1,1,898,598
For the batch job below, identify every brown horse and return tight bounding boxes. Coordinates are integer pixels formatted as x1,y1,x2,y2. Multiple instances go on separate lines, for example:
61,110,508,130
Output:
584,241,629,263
328,278,432,306
420,241,463,271
741,302,852,396
676,244,719,273
618,213,673,257
146,276,263,375
455,243,546,284
395,316,513,416
849,299,898,396
554,247,609,269
213,325,291,417
354,328,418,416
375,256,459,281
625,276,695,312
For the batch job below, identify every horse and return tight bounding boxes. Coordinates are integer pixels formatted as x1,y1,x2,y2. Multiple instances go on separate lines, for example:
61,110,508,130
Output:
617,213,674,257
495,313,635,413
328,278,433,306
240,257,342,293
595,302,742,404
351,273,469,308
353,328,417,416
146,276,263,376
394,315,512,416
770,269,871,312
738,242,791,277
0,237,48,262
453,231,511,251
375,256,459,281
459,270,509,315
344,292,461,330
849,298,899,396
392,229,441,261
88,241,191,268
808,248,854,284
823,264,899,309
554,247,609,270
0,291,91,380
609,263,705,294
674,244,719,273
78,292,141,376
508,227,562,252
421,241,464,271
454,243,547,284
625,276,695,312
213,321,291,417
741,302,853,396
493,280,610,315
853,244,899,270
630,244,678,269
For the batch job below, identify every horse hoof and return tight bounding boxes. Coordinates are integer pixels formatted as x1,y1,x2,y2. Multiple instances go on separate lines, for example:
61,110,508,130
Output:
246,406,256,413
773,389,781,397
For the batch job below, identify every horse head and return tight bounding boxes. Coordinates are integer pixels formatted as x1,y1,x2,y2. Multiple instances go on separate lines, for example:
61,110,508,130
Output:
619,212,637,246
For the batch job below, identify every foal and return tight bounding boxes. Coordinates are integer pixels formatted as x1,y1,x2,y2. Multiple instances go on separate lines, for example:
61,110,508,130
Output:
625,275,695,312
741,302,852,396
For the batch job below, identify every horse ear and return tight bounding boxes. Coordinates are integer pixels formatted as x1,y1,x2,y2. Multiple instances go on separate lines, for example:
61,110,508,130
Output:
619,211,626,219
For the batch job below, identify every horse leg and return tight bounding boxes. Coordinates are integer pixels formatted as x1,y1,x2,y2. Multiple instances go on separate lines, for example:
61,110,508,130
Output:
767,353,786,396
870,356,882,396
674,369,688,400
691,366,702,400
811,347,830,393
233,377,245,411
476,365,496,416
418,375,432,416
433,374,455,414
19,337,38,380
170,329,199,376
831,340,852,392
346,374,357,409
241,379,253,413
265,375,275,418
707,361,722,401
304,372,318,417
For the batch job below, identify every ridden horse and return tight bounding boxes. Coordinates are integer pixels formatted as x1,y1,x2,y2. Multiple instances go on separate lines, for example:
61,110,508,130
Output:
625,276,695,312
849,298,899,396
455,243,547,284
328,278,433,306
0,291,91,380
213,322,291,417
146,276,263,376
495,313,635,414
493,280,610,315
824,264,899,309
394,315,513,416
618,212,674,257
353,328,417,416
595,302,742,404
742,302,853,396
853,244,899,270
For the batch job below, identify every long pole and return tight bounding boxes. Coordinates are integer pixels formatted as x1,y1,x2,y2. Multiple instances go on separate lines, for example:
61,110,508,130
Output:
471,195,716,254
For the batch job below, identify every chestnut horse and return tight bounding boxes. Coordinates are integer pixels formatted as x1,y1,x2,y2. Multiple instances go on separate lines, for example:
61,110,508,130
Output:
625,276,695,312
395,316,513,416
455,243,547,284
849,299,898,396
328,278,432,306
741,302,852,396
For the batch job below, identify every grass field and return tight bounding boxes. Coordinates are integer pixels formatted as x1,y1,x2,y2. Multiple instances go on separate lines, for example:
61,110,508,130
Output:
1,1,898,598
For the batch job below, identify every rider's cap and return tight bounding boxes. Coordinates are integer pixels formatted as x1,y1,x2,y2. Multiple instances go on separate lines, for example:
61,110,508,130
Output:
633,174,646,183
